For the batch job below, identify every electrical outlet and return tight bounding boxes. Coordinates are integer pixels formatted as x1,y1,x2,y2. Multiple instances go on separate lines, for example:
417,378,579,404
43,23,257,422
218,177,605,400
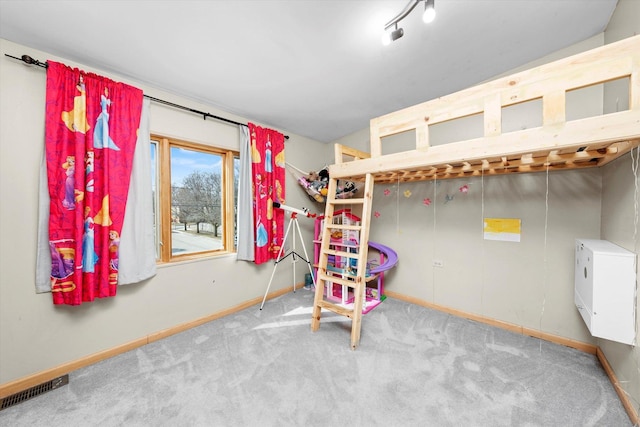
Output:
432,259,444,268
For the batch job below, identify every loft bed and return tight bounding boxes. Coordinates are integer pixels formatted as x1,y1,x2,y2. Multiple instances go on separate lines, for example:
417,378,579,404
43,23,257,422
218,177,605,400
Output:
329,35,640,184
311,35,640,350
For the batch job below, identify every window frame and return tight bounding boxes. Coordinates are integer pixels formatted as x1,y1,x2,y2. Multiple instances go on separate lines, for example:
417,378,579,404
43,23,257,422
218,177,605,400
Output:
152,134,238,263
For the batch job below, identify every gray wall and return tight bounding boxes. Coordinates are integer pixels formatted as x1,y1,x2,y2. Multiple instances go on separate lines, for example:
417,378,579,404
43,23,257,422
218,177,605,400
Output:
601,154,640,415
0,38,329,384
600,0,640,414
365,168,601,341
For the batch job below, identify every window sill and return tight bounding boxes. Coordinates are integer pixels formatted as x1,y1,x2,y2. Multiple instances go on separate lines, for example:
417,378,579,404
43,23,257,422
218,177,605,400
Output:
156,251,238,268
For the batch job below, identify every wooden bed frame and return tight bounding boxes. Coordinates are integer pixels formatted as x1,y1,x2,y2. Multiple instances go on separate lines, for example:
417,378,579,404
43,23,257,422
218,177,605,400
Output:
311,35,640,352
330,35,640,183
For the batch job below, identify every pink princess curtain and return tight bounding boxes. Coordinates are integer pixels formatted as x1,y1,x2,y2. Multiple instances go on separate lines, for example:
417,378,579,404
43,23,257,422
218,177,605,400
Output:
45,61,143,305
248,123,286,265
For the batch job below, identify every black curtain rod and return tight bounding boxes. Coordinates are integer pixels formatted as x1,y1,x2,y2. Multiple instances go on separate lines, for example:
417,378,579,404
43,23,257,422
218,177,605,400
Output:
4,53,289,139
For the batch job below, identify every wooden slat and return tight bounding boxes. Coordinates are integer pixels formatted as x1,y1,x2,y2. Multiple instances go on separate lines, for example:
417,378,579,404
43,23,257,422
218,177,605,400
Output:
323,248,359,259
323,270,380,283
370,117,383,158
501,56,634,108
416,123,429,151
349,173,374,349
543,90,566,125
326,224,361,231
318,272,357,288
484,93,502,136
373,35,639,140
595,140,639,167
631,57,640,110
344,139,640,184
335,144,371,162
330,197,365,205
316,300,355,318
312,178,338,332
332,110,640,180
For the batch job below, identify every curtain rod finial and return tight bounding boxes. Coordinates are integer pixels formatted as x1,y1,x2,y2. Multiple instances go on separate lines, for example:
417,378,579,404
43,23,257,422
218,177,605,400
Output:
20,55,47,68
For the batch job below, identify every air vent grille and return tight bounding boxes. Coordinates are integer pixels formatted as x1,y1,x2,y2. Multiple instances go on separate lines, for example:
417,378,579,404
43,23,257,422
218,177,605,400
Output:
0,374,68,411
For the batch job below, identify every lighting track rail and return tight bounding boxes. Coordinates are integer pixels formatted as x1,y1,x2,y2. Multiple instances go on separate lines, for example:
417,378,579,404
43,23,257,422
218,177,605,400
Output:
382,0,435,45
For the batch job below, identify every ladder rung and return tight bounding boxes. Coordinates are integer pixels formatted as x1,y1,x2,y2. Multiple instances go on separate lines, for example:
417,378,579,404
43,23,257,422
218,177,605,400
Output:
318,272,357,287
326,265,357,276
322,241,358,249
320,269,379,283
329,198,364,205
326,224,361,231
324,248,358,259
316,300,354,318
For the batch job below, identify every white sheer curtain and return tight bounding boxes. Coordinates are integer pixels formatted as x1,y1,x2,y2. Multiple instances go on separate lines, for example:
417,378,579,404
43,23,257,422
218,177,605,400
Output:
118,98,156,285
236,125,255,261
35,98,155,292
35,151,51,293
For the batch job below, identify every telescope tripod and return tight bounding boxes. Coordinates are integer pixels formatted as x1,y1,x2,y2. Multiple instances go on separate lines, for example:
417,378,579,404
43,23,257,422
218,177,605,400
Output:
260,212,316,310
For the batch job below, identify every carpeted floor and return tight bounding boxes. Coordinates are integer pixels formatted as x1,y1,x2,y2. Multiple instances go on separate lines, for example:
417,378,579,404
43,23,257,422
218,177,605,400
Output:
0,289,631,426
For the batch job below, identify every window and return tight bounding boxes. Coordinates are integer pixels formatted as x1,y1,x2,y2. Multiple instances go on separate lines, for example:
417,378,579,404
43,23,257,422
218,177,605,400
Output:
151,135,238,262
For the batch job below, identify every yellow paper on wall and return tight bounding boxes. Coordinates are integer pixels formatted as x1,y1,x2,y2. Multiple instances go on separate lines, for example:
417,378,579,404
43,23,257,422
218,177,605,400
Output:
483,218,521,242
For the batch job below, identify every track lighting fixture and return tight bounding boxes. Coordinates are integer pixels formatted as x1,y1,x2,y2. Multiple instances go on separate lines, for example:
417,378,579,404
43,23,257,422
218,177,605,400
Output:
382,0,435,45
382,24,404,46
423,0,436,23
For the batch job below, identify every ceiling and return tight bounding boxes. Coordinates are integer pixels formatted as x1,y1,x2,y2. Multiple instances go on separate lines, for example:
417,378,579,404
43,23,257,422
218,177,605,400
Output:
0,0,617,143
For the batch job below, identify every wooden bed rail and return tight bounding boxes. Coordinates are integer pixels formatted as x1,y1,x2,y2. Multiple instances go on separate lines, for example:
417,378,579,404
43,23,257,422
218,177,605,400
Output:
331,35,640,183
334,144,371,164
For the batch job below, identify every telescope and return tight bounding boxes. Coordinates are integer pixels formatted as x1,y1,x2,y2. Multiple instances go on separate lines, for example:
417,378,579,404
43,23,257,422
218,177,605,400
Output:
260,201,318,309
273,202,316,218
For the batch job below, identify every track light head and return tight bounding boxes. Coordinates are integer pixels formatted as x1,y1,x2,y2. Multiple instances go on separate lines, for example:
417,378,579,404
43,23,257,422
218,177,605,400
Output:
382,0,435,46
382,26,404,46
423,0,436,23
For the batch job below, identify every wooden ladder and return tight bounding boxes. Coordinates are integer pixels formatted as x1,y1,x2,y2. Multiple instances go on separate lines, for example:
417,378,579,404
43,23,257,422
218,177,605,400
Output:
311,173,374,349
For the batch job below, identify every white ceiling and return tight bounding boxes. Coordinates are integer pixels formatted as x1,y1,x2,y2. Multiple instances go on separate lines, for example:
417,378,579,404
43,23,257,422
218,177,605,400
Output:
0,0,617,142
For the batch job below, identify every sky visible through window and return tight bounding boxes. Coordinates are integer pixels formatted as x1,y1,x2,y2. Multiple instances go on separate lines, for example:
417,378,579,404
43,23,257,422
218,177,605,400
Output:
170,147,222,186
149,143,222,191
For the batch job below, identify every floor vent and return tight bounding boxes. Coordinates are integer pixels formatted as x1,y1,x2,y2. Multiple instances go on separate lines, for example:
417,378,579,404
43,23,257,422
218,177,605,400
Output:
0,374,69,411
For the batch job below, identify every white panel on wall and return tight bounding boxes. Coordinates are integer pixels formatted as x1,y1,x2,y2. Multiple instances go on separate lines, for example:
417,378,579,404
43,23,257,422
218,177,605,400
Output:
575,239,636,345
